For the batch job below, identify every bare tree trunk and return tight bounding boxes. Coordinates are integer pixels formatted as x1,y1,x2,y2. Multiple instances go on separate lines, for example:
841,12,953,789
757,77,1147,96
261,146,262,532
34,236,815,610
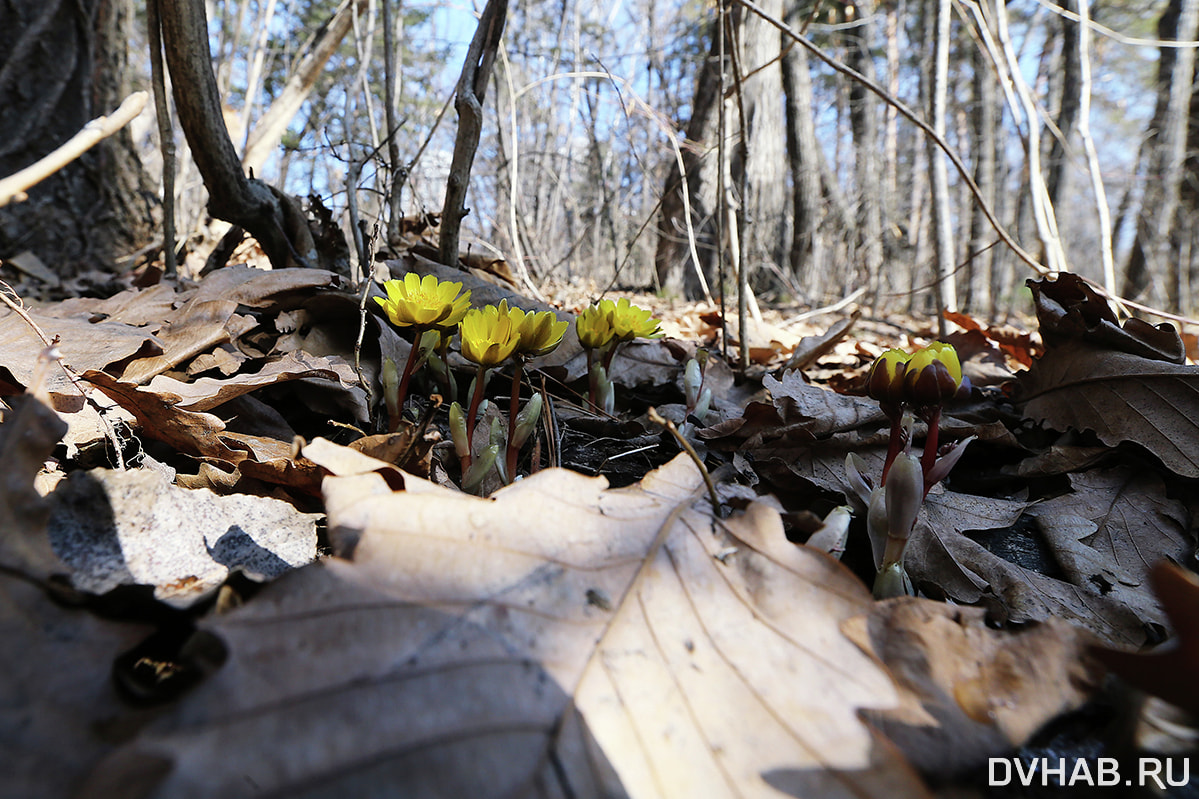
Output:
967,37,997,314
927,0,956,331
158,0,318,270
736,0,788,281
0,0,158,273
782,29,823,287
844,0,885,300
655,17,725,298
1122,0,1199,305
1045,0,1080,210
440,0,508,268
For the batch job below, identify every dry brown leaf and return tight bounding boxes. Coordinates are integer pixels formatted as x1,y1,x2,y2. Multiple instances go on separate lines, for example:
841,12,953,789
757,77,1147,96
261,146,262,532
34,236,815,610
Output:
145,351,359,413
908,475,1176,647
1091,561,1199,717
1016,343,1199,478
120,300,255,384
83,370,249,464
844,598,1103,775
0,394,68,578
1030,468,1189,593
1029,273,1185,362
0,574,154,798
84,452,929,798
0,309,156,395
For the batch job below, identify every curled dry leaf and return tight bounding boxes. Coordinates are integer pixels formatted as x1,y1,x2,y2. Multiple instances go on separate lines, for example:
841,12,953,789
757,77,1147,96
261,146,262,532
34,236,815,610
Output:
843,598,1104,775
1016,343,1199,478
1028,273,1185,362
86,452,929,798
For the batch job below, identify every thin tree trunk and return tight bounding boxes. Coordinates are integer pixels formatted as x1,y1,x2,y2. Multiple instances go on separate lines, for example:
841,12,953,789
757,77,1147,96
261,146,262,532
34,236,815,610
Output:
1122,0,1199,305
928,0,956,332
782,31,823,286
968,37,997,314
845,0,884,299
159,0,318,270
1045,0,1080,210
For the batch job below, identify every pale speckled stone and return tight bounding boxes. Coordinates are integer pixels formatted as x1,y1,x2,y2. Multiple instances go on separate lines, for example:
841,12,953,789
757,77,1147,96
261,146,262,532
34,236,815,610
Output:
47,467,319,607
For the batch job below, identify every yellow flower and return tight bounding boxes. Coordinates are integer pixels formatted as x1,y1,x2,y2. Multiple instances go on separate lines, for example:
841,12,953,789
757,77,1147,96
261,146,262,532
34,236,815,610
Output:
576,302,617,350
866,349,910,406
375,273,471,329
903,341,963,406
460,301,522,367
609,298,662,341
516,309,569,357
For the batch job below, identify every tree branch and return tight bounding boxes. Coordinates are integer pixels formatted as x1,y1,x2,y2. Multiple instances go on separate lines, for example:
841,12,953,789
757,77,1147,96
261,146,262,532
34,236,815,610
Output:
439,0,508,268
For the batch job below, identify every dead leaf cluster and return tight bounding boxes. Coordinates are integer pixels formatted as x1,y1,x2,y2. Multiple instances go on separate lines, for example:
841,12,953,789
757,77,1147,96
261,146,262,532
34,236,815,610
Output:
0,266,1195,796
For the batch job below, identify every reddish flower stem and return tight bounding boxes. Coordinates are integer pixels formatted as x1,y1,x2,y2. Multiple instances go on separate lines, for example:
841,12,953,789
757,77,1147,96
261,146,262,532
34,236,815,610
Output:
880,405,904,484
921,406,941,496
390,330,425,432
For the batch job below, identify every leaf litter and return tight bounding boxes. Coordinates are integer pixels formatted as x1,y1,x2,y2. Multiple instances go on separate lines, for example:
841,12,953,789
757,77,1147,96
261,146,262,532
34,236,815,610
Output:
0,265,1196,796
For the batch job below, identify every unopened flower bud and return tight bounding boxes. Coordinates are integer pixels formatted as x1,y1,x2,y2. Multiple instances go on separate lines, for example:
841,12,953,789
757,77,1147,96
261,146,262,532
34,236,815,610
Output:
512,393,543,450
685,358,703,407
462,443,499,494
866,349,909,406
449,402,470,459
903,341,962,406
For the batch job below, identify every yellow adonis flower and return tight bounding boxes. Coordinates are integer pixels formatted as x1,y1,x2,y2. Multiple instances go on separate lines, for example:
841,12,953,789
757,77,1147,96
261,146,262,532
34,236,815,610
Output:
515,309,569,357
608,298,662,342
575,302,616,350
375,273,472,329
903,341,963,406
460,301,522,367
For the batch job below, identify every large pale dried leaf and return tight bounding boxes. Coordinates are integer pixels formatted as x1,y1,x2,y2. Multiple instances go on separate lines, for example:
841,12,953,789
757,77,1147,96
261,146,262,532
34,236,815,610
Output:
844,598,1103,774
0,395,68,577
47,467,319,606
0,574,153,798
1017,343,1199,477
87,453,928,798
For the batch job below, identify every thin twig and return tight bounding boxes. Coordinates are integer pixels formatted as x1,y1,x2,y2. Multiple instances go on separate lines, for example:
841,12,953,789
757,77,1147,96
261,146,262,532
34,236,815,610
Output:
648,407,720,516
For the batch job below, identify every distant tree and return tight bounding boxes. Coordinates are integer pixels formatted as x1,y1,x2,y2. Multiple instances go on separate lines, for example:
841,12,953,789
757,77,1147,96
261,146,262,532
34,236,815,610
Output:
0,0,158,274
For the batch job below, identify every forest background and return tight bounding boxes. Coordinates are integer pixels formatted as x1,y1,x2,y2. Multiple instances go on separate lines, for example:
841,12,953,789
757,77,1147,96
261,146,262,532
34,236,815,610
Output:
3,0,1199,327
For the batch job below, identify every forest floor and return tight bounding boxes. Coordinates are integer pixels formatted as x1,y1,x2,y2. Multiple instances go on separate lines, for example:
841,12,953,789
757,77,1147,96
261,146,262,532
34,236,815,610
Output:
1,248,1197,798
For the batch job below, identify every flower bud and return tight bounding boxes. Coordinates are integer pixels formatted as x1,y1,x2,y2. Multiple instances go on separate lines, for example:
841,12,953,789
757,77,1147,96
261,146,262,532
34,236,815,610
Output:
512,393,543,450
685,358,703,407
462,443,499,494
903,341,962,406
449,402,470,459
866,349,909,406
885,451,923,545
873,561,914,599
